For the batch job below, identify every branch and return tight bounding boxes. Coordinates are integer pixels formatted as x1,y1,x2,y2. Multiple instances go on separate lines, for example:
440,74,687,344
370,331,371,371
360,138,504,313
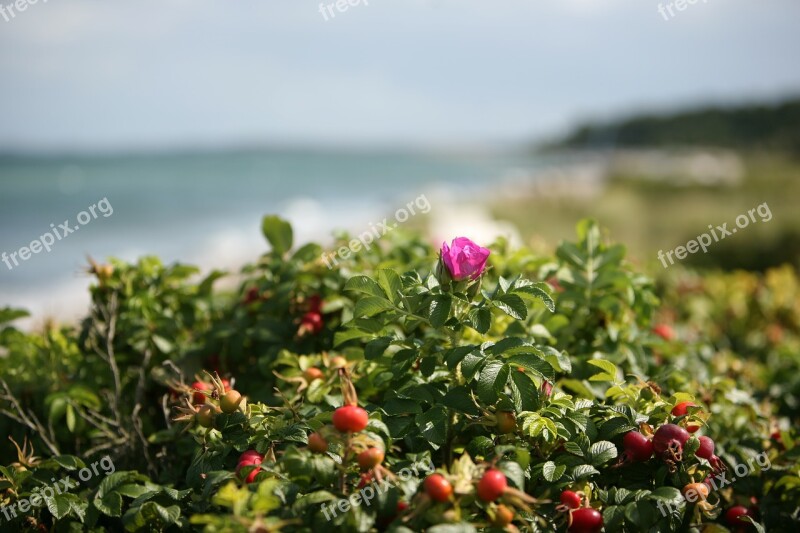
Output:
0,379,60,456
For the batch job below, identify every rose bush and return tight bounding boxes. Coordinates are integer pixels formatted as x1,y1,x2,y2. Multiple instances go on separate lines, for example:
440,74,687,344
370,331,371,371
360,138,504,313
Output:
0,217,798,532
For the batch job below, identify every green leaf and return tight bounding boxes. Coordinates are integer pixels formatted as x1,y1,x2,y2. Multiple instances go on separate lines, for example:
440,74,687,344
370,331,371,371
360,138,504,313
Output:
477,361,509,405
344,275,385,298
542,461,567,482
442,386,480,416
466,307,491,334
493,294,527,320
650,486,683,502
544,347,572,373
429,294,452,328
498,461,525,489
589,441,618,466
151,334,173,354
383,398,423,416
416,406,448,448
599,417,637,439
513,283,555,312
122,502,181,532
564,441,585,457
509,370,540,412
444,346,476,370
466,436,496,458
42,455,86,470
66,404,76,432
377,269,403,304
44,493,74,520
571,464,601,480
460,354,485,381
506,353,556,382
684,436,700,457
261,215,293,254
364,336,393,360
95,491,124,517
353,297,395,318
333,328,372,347
587,359,618,382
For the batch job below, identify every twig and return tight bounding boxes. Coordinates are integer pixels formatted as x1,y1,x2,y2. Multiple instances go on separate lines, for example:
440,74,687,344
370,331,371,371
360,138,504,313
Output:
0,379,61,456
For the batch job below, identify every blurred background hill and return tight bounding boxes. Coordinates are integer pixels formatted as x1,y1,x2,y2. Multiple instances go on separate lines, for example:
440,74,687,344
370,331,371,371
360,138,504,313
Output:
546,98,800,154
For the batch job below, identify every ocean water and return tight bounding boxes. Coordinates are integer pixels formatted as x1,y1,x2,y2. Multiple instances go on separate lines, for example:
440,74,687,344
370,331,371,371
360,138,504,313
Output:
0,149,546,324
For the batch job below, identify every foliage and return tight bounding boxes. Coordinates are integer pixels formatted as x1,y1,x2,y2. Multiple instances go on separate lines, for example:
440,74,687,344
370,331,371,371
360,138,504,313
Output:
1,218,798,532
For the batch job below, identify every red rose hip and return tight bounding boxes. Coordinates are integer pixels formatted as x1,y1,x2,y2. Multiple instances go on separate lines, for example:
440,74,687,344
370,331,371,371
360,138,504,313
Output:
308,433,328,454
477,469,507,502
332,405,369,433
725,505,752,526
560,490,582,509
623,431,654,462
424,474,453,502
569,508,603,533
357,448,384,471
696,436,715,460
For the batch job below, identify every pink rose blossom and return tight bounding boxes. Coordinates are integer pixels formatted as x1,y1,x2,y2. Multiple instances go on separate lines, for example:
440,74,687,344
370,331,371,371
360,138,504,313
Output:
440,237,491,281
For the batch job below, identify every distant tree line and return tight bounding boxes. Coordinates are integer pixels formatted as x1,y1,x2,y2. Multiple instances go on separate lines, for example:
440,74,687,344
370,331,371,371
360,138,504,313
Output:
550,98,800,154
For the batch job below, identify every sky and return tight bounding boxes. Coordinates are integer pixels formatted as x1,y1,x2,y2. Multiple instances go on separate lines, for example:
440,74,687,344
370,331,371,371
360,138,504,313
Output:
1,0,799,152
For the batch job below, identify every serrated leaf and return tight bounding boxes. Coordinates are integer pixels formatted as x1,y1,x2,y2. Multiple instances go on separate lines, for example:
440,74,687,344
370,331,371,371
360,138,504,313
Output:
571,464,600,480
445,346,476,370
122,501,181,531
509,370,539,412
587,359,618,382
442,386,480,416
513,284,555,312
429,294,452,328
344,275,385,297
650,486,683,502
416,406,448,448
364,336,393,360
564,441,585,457
377,269,403,304
353,296,395,318
477,361,508,404
44,493,74,520
467,307,491,334
95,491,123,517
493,294,527,320
599,417,637,439
467,436,496,458
506,353,555,382
542,461,567,482
333,328,371,347
589,441,618,466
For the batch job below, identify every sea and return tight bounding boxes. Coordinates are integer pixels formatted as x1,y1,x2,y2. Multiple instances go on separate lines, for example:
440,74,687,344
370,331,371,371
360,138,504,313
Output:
0,148,552,326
